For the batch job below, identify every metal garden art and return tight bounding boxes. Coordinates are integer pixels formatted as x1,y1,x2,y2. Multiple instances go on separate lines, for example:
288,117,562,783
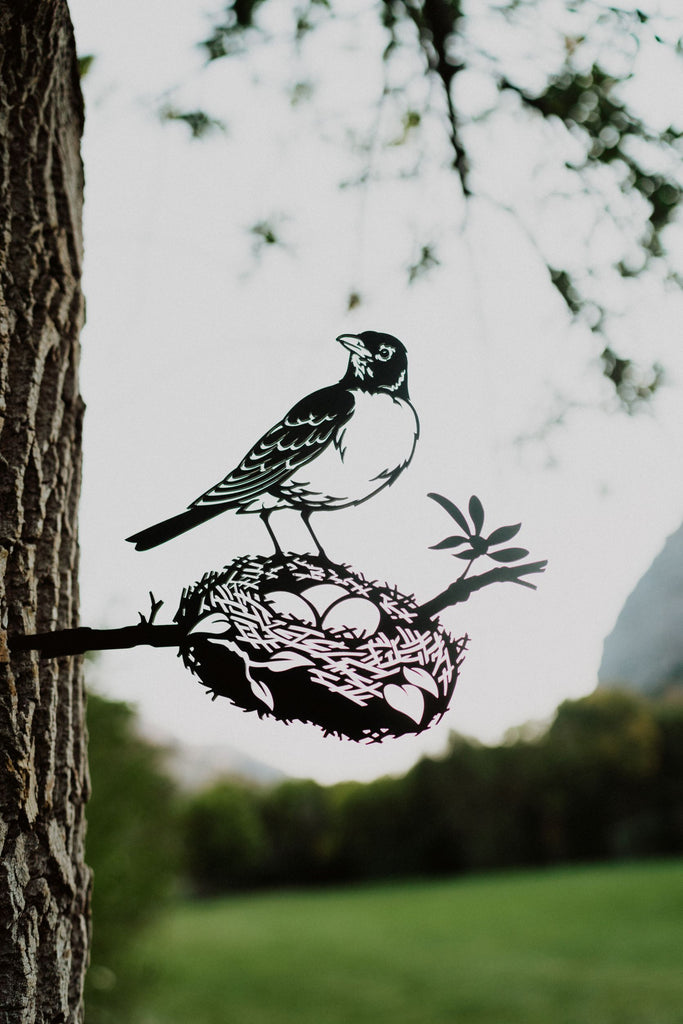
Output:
11,332,546,742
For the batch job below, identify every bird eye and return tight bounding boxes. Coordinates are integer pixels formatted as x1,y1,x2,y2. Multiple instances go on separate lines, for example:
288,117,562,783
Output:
376,345,393,362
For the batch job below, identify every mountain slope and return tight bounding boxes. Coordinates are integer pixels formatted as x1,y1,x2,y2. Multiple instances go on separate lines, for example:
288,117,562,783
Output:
599,521,683,695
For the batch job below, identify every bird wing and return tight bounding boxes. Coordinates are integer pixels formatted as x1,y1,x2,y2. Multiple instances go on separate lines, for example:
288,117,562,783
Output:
191,385,355,509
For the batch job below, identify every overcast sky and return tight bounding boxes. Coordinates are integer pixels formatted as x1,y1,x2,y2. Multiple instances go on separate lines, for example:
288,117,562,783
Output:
69,0,683,783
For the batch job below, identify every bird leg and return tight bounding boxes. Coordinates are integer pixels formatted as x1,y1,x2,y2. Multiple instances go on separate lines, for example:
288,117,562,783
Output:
300,510,329,562
260,511,285,560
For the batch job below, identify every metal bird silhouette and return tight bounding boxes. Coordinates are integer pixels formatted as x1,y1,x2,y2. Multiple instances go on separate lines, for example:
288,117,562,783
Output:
126,332,419,558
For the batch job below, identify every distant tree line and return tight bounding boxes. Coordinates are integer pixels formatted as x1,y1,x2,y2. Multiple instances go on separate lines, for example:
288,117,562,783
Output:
84,686,682,1019
181,689,683,894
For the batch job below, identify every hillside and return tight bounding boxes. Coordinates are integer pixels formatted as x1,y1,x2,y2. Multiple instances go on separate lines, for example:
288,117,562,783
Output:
599,520,683,696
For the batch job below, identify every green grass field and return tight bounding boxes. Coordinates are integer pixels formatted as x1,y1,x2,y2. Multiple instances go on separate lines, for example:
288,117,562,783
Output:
134,860,683,1024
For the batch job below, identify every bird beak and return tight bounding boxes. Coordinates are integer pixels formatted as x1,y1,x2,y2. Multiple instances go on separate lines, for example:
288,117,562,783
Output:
337,333,370,360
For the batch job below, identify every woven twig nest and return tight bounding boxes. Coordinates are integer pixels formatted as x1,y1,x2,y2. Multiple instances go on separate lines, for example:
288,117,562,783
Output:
175,554,467,742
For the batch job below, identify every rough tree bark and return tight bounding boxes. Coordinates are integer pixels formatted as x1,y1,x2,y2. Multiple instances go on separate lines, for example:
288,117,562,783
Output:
0,2,89,1021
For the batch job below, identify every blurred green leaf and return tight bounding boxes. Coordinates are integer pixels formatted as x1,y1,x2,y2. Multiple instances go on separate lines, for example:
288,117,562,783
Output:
408,245,440,284
549,267,583,316
78,54,95,79
291,81,315,106
391,109,422,145
160,106,226,139
251,221,278,244
601,347,665,412
250,219,285,255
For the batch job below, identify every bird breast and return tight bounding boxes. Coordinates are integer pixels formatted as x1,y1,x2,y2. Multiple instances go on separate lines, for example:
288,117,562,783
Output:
278,390,418,510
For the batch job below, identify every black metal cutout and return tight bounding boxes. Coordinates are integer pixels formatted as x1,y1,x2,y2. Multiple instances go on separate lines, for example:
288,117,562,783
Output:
176,554,466,742
7,332,547,742
126,332,419,556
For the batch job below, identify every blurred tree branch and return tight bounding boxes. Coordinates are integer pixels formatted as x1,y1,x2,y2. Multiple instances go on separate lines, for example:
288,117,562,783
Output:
174,0,683,409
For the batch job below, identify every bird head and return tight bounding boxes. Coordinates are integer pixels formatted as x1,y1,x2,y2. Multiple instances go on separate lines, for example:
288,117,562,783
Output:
337,331,409,398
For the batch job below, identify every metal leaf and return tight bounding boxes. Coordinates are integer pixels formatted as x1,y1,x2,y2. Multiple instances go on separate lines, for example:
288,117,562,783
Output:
250,679,275,711
427,492,471,534
468,495,485,534
486,523,522,545
263,650,315,671
429,535,470,550
454,549,477,560
488,547,529,563
383,683,425,724
186,612,232,636
403,666,439,697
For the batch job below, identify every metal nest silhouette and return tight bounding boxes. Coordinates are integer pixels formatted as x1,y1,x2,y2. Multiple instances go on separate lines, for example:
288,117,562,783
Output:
7,331,547,742
176,554,466,742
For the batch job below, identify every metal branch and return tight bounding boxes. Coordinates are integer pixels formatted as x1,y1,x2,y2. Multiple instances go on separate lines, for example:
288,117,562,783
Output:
419,560,548,619
8,558,548,656
8,622,183,659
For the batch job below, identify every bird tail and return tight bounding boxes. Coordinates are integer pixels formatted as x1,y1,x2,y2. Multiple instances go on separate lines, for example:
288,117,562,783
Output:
126,504,228,551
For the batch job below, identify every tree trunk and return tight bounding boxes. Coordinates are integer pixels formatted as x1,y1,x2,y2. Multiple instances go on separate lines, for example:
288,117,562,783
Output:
0,2,89,1021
